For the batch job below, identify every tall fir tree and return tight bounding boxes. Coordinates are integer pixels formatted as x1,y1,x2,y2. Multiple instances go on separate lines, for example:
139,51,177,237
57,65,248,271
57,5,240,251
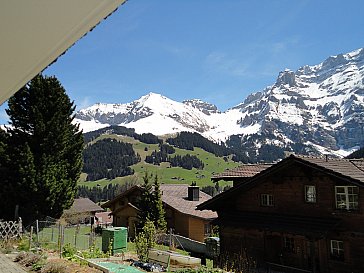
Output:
152,175,167,232
137,172,166,231
2,74,84,222
137,172,153,227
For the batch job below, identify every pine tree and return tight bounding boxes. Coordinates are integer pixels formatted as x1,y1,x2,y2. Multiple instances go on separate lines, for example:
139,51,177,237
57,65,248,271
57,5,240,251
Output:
2,74,84,221
152,175,167,232
137,172,153,227
137,172,167,231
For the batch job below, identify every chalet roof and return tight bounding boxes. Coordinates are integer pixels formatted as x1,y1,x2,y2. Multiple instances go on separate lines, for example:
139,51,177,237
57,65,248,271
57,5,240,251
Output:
295,155,364,183
160,184,217,220
102,184,217,220
198,154,364,211
101,185,143,209
110,202,140,216
211,163,272,180
64,198,103,214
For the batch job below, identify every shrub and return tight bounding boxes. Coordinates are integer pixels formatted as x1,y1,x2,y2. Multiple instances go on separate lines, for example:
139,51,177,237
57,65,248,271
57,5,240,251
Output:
135,231,149,262
16,252,43,267
40,261,67,273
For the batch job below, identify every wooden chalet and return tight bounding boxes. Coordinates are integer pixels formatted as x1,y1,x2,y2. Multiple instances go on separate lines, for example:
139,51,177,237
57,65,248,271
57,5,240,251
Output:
198,155,364,273
102,184,217,242
62,198,103,224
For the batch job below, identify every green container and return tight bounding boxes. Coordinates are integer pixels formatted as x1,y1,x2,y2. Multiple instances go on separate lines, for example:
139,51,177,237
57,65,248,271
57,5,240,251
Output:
102,227,128,254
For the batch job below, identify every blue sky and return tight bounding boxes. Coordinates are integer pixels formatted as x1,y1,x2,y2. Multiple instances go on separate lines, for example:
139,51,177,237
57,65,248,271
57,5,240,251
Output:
2,0,364,122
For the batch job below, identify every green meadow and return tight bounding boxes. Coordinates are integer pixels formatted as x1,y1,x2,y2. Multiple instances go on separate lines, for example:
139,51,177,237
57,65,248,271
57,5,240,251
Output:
78,134,238,188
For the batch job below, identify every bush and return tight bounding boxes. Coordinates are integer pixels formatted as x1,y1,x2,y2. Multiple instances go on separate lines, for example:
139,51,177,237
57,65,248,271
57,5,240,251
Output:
40,261,67,273
15,251,44,267
135,220,158,262
135,231,149,262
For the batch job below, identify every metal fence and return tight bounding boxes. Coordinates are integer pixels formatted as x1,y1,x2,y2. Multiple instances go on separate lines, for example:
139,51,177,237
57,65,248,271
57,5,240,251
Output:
25,217,102,251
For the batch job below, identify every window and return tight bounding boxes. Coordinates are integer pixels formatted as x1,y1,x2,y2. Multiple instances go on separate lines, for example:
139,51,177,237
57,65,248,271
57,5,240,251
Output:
335,186,358,210
305,185,316,203
330,240,344,260
284,237,295,253
261,194,274,206
204,224,211,236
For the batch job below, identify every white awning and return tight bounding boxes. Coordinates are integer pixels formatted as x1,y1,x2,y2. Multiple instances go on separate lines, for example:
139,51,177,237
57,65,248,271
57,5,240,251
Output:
0,0,127,104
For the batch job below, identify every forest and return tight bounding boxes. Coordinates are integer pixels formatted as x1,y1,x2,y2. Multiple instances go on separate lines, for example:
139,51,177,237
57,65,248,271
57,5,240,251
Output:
83,125,161,144
83,138,140,181
166,131,231,157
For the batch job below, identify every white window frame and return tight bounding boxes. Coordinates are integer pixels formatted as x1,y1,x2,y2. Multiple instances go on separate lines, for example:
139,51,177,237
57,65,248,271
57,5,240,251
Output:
335,186,359,210
305,185,316,203
261,194,274,207
330,240,344,260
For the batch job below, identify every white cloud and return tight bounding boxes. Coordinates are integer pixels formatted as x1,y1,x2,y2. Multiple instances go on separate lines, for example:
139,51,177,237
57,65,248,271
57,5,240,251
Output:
77,96,92,110
204,51,248,77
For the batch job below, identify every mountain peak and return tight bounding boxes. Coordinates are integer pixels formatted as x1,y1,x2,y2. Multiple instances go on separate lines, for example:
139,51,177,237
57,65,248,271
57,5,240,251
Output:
183,99,220,115
275,69,296,87
75,47,364,158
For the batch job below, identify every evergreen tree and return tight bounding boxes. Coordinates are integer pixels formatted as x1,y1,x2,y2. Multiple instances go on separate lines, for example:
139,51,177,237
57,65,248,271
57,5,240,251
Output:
152,175,167,231
137,172,166,231
137,172,153,227
2,74,84,221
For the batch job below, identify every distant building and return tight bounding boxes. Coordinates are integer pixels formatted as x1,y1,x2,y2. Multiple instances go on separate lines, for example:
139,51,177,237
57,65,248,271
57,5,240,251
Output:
95,211,113,227
198,155,364,273
102,184,217,242
62,197,103,224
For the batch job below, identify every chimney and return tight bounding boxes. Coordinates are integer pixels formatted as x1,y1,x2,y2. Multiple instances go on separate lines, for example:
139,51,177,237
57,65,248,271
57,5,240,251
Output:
188,186,200,201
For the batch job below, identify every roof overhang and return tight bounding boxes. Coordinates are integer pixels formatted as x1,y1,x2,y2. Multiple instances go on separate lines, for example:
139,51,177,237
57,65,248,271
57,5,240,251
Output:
0,0,127,104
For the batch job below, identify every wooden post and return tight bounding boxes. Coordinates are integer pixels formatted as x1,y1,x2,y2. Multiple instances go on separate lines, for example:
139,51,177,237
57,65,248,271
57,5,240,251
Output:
51,226,54,242
62,225,65,246
18,217,22,238
169,228,172,250
36,220,39,243
29,226,33,250
74,226,78,247
58,223,62,258
14,205,19,220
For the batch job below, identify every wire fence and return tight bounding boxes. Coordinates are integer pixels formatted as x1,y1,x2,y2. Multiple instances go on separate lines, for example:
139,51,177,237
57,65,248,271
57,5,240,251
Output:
24,217,102,251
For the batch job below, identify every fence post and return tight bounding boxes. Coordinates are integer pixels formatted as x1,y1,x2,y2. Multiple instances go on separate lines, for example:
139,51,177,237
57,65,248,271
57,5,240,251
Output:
29,226,33,250
58,223,62,258
18,217,23,238
74,226,78,248
169,228,172,250
62,225,65,246
51,226,54,242
36,220,39,243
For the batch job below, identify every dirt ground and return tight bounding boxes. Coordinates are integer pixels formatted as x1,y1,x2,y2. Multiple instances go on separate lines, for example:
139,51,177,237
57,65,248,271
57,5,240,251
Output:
43,258,103,273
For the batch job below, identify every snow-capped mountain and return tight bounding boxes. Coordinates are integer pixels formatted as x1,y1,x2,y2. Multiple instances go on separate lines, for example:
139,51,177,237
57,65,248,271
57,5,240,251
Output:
75,48,364,158
76,93,215,136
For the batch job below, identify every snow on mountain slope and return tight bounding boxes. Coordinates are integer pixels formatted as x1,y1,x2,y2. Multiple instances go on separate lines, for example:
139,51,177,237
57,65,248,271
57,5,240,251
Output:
76,93,214,135
75,48,364,158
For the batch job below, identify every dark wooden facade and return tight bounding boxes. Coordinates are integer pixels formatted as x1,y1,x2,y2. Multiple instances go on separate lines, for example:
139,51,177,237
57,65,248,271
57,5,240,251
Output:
199,155,364,273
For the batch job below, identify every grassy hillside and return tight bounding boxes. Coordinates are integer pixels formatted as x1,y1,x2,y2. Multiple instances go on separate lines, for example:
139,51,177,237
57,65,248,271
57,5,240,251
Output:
78,134,238,188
